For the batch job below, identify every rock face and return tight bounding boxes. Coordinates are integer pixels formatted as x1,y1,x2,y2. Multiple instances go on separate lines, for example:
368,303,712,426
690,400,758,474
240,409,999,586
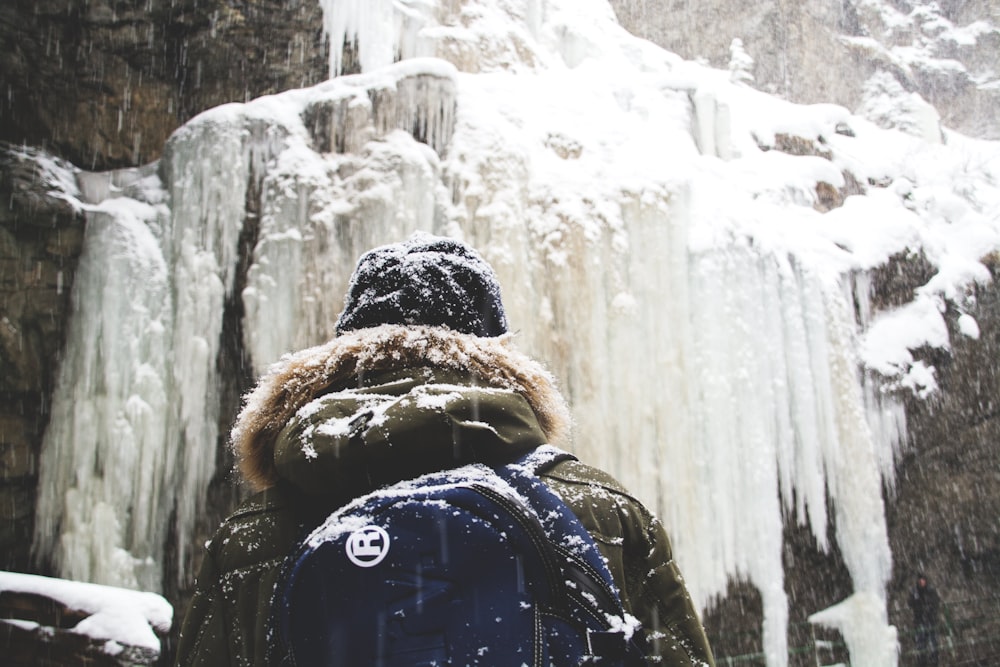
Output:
0,571,171,666
886,255,1000,664
0,0,329,171
0,146,85,573
608,0,1000,140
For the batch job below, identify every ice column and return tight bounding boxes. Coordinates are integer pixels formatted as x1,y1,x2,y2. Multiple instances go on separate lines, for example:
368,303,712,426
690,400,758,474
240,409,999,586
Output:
319,0,435,77
158,115,289,579
669,244,892,667
34,111,290,591
34,199,171,592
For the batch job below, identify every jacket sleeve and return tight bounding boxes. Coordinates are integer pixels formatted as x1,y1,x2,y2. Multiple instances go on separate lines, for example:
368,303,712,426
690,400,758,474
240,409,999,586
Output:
174,488,322,667
628,513,715,666
542,460,716,666
174,545,233,667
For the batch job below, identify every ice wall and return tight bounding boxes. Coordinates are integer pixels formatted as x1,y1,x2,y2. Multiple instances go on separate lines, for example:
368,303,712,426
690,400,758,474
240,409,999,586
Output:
33,62,461,590
32,2,1000,666
34,183,172,592
33,110,298,589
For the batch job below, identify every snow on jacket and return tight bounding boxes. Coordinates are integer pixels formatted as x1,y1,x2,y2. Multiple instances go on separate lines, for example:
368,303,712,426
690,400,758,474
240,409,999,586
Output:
174,324,715,666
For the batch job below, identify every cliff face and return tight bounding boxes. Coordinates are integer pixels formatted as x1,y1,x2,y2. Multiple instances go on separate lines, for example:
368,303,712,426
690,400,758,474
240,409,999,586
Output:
885,255,1000,664
608,0,1000,140
1,2,998,666
0,147,85,572
700,255,1000,664
0,0,328,170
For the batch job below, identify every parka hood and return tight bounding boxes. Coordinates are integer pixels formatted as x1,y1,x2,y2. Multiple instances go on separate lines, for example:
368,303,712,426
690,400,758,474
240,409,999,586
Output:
232,325,572,494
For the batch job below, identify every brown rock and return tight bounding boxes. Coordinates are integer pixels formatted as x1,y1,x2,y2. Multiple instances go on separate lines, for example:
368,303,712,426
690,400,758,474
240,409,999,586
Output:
0,143,84,573
1,0,329,170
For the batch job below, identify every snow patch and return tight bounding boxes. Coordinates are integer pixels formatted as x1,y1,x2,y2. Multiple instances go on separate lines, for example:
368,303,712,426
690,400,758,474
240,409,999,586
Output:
0,571,172,652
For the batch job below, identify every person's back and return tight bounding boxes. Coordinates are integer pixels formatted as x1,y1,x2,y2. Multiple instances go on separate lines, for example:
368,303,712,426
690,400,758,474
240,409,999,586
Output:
174,233,715,666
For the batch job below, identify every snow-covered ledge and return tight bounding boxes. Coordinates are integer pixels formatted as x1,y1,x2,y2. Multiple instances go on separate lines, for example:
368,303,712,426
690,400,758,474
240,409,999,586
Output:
0,571,172,666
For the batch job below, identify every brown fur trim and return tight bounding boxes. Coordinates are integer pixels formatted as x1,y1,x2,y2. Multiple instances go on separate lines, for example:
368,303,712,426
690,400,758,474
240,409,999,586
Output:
232,325,572,491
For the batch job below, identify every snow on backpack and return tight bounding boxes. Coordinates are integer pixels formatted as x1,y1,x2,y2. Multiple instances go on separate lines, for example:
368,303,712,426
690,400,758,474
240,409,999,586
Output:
270,445,648,666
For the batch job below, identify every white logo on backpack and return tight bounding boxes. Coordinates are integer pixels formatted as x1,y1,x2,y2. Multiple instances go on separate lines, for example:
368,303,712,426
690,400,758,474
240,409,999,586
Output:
345,526,390,567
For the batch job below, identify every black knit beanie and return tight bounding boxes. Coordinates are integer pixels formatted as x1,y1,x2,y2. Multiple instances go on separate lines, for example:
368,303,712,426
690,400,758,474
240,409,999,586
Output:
335,233,509,337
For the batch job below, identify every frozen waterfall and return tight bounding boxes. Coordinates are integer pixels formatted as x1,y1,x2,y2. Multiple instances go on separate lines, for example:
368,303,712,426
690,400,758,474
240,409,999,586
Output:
33,188,172,592
33,1,1000,666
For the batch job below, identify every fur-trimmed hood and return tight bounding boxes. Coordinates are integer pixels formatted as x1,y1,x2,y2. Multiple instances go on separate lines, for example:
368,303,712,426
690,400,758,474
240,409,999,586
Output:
232,324,572,493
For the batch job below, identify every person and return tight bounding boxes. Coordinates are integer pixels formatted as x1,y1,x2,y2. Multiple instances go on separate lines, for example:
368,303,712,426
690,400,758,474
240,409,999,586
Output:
174,232,716,667
909,573,941,666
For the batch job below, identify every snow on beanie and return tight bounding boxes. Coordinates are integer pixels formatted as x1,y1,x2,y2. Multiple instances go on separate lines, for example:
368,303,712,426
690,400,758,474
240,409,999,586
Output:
335,232,509,337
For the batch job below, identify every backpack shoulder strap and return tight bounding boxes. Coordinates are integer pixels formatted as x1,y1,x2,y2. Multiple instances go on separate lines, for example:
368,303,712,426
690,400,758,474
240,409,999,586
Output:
496,446,620,599
495,446,649,665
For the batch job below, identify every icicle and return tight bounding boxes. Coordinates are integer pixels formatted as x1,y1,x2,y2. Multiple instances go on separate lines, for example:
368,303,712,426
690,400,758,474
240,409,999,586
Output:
318,0,438,78
478,196,898,667
159,120,247,581
825,282,896,595
319,0,394,77
846,271,908,490
393,72,457,157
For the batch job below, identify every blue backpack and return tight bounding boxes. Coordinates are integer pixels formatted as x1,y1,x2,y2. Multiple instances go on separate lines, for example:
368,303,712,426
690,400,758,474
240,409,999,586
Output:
270,445,648,666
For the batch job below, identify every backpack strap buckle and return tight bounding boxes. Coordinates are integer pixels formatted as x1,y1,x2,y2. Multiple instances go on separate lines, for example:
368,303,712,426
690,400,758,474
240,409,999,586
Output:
585,627,629,661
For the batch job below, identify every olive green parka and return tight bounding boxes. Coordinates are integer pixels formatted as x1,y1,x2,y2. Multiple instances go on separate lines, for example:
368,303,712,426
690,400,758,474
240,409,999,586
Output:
175,325,715,666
